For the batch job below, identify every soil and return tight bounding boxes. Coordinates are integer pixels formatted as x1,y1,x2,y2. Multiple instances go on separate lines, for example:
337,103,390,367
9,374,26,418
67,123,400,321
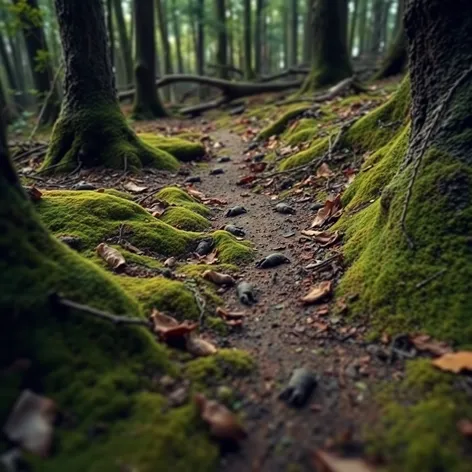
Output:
23,118,407,472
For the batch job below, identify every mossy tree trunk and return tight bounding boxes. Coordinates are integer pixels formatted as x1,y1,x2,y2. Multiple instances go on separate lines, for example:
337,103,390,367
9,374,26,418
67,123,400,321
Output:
373,21,407,80
113,0,134,86
133,0,168,119
14,0,59,125
44,0,169,171
214,0,228,79
301,0,353,92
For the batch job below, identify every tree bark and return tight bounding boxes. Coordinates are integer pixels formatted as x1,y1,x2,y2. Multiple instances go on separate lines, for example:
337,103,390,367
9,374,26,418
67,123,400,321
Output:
170,0,184,74
214,0,228,79
303,0,314,64
44,0,169,171
156,0,173,100
254,0,264,76
14,0,59,125
349,0,360,53
133,0,167,118
106,0,115,67
196,0,205,77
357,0,370,55
373,19,406,79
290,0,299,66
301,0,353,91
369,0,383,57
243,0,253,78
113,0,134,86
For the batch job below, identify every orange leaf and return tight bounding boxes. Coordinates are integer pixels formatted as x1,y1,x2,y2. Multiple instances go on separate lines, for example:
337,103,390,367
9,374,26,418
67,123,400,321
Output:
194,393,247,441
432,351,472,373
96,243,126,270
149,309,197,341
311,195,342,228
26,186,42,202
186,187,206,200
316,163,334,178
237,175,258,186
203,270,235,286
312,449,376,472
301,281,333,304
410,334,452,357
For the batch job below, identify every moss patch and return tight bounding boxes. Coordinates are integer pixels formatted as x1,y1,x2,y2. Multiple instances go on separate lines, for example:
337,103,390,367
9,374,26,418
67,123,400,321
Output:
156,186,210,216
368,360,472,472
212,230,255,265
139,133,206,161
161,207,211,232
279,137,329,170
257,105,311,140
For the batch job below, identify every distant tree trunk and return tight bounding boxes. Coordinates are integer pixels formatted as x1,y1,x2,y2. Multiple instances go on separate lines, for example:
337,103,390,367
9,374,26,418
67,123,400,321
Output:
170,0,184,73
133,0,167,118
113,0,134,86
290,0,298,66
44,0,169,171
0,32,19,94
0,77,17,123
380,0,393,52
227,0,235,67
358,0,370,55
301,0,353,91
14,0,59,125
243,0,253,78
196,0,205,77
46,0,60,68
214,0,228,79
303,0,314,64
254,0,264,76
349,0,360,53
106,0,115,67
369,0,383,57
156,0,173,100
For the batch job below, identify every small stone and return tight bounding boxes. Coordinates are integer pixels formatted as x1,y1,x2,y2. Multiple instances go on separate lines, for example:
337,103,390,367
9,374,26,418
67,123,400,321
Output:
275,203,296,215
217,156,231,163
310,202,324,211
159,375,176,389
185,176,202,184
209,168,224,175
168,387,188,408
252,153,265,162
73,181,96,191
295,347,303,353
58,235,82,250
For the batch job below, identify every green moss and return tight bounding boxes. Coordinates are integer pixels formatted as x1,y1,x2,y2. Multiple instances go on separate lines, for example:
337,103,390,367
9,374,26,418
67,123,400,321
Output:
161,207,211,232
37,190,197,256
279,137,329,170
185,349,254,390
368,360,472,472
156,186,210,216
343,77,411,153
116,276,199,319
43,104,180,172
212,230,255,265
139,133,206,161
178,263,237,277
103,188,135,200
258,105,311,140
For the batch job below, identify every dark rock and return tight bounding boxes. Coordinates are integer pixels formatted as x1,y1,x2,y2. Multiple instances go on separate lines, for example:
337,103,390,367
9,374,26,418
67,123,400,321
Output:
168,387,188,408
274,203,296,215
224,224,246,237
185,176,202,184
58,235,82,250
217,156,232,163
195,238,214,256
209,168,225,175
73,181,96,191
279,179,294,190
244,142,259,153
256,253,291,269
226,206,247,217
310,202,324,211
252,153,265,162
279,367,317,408
237,281,257,305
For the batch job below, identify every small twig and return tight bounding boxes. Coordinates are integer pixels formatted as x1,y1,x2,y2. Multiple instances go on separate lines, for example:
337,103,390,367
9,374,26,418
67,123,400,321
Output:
414,268,447,290
50,294,152,328
185,280,206,328
118,223,125,244
400,65,472,249
13,144,48,162
306,254,342,272
67,159,82,177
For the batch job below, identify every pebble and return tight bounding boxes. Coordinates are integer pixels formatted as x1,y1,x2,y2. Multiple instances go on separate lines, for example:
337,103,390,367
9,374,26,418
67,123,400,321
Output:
310,202,324,211
195,238,214,256
226,206,247,217
256,253,291,269
185,176,201,184
58,235,82,250
73,181,96,191
217,156,231,163
209,168,225,175
279,367,317,408
275,203,296,215
224,224,246,237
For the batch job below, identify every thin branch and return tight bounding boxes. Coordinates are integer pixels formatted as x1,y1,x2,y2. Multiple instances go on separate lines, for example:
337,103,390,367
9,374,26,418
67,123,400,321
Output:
414,268,447,290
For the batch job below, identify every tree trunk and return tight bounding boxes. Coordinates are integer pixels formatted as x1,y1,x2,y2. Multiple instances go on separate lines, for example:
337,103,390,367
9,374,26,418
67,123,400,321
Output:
349,0,360,53
254,0,264,76
133,0,167,118
0,32,19,94
196,0,205,77
156,0,173,100
14,0,59,125
113,0,134,86
106,0,115,67
214,0,228,79
44,0,170,171
358,0,370,55
170,0,184,73
373,20,406,79
369,0,383,57
290,0,299,66
243,0,253,78
301,0,353,91
303,0,314,64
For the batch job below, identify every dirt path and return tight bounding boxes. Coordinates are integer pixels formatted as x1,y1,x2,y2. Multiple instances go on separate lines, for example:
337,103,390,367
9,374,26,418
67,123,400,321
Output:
186,129,395,471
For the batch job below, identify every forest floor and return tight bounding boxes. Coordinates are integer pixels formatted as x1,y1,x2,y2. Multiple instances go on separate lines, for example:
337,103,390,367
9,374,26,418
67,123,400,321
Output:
12,80,472,471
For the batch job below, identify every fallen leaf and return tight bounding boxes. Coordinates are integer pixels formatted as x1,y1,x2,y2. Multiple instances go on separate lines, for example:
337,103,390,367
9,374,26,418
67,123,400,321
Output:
216,307,246,325
301,281,333,304
203,270,235,286
121,241,143,255
186,187,206,200
302,230,340,247
314,304,330,316
124,181,148,193
203,250,219,265
148,201,168,217
202,197,228,206
410,334,452,357
312,449,375,472
96,243,126,270
432,351,472,374
149,309,197,341
343,168,357,184
237,175,258,186
185,333,218,356
3,390,56,457
25,186,42,202
249,162,267,173
194,393,247,441
311,195,343,228
316,163,334,178
457,419,472,437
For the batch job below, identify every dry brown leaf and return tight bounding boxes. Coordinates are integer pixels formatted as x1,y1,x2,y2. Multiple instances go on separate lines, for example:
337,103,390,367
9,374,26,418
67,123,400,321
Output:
149,309,198,341
202,197,228,206
202,270,235,286
301,281,333,305
124,181,148,193
432,351,472,374
457,419,472,437
185,333,218,356
148,201,168,218
3,390,56,457
215,307,245,326
302,230,340,247
410,334,452,357
194,393,247,441
121,241,143,255
25,186,42,202
203,250,219,265
316,163,335,178
237,175,258,186
96,243,126,270
311,195,342,228
314,304,330,316
313,449,375,472
186,187,206,200
249,162,267,173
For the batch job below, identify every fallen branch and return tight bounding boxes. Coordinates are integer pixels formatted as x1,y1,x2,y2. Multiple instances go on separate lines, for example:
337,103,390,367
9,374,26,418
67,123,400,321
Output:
414,268,447,290
50,293,152,329
400,64,472,249
207,63,244,77
259,66,310,83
